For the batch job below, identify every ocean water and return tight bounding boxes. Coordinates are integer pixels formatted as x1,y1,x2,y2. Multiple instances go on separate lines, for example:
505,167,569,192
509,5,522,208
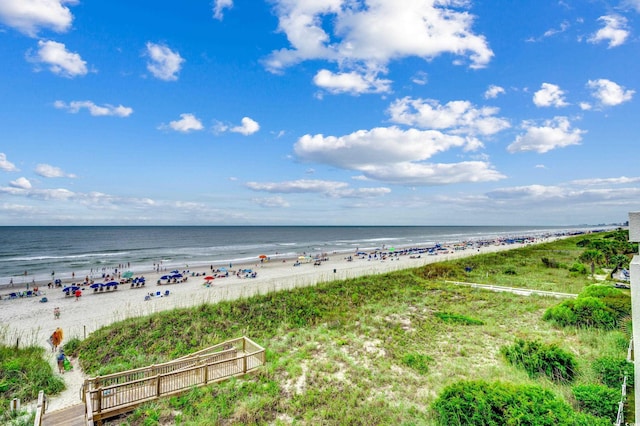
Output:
0,225,599,285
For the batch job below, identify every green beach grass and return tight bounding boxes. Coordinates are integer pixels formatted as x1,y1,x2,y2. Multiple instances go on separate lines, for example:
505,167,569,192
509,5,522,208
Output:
1,229,634,424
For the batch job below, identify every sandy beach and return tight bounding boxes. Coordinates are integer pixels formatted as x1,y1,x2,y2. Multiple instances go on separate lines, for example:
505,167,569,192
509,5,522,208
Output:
1,237,558,411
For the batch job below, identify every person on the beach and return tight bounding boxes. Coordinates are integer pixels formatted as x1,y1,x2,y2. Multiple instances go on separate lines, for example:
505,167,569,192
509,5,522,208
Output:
50,327,63,352
53,307,60,320
57,349,66,374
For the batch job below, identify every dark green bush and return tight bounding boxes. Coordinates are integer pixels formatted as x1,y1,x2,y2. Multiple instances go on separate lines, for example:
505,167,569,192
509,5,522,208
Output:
569,262,587,274
572,384,619,421
544,285,629,329
503,266,517,275
579,285,624,299
541,257,560,268
431,380,610,426
572,297,617,329
501,339,576,383
592,357,634,388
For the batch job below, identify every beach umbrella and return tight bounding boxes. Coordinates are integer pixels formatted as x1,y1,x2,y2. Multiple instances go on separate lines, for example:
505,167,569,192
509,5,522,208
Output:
204,276,214,281
160,275,170,280
170,273,183,279
122,271,134,279
219,267,227,272
90,283,101,289
259,254,267,259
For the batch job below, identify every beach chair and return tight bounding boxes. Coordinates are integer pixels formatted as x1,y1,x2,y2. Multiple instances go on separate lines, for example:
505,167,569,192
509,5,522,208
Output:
144,295,151,301
156,291,161,297
40,297,48,303
164,290,170,297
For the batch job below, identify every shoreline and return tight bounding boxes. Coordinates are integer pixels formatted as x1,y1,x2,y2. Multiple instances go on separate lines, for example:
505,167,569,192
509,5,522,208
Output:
1,234,572,347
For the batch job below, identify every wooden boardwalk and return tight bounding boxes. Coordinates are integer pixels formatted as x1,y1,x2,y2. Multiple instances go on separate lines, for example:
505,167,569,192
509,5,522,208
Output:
42,404,85,426
83,336,265,425
38,337,265,426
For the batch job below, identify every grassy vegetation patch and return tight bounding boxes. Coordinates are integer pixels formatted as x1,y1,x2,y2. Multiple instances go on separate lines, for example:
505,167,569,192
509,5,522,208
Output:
431,380,610,426
0,345,64,420
434,311,484,326
61,230,632,424
501,338,576,383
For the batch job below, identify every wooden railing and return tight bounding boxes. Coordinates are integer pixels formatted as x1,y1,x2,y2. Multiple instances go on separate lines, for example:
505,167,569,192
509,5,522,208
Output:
82,336,265,424
33,391,46,426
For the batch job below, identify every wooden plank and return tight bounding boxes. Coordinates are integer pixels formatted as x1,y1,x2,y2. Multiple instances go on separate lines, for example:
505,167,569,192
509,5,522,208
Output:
42,404,85,426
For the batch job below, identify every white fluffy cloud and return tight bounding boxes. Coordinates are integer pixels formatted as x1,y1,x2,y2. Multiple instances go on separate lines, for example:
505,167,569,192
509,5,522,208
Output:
294,126,504,185
161,113,204,133
588,15,629,48
230,117,260,135
486,180,640,207
9,177,31,189
213,0,233,20
54,100,133,117
252,196,290,208
265,0,493,92
387,97,510,136
145,42,184,81
587,79,634,106
533,83,568,107
0,153,19,172
35,163,76,178
484,85,505,99
0,0,76,36
313,69,391,95
507,117,585,154
246,179,391,198
32,40,87,77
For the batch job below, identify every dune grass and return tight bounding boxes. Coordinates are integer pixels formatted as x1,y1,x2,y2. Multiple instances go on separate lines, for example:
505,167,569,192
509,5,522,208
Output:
0,326,65,424
58,230,631,424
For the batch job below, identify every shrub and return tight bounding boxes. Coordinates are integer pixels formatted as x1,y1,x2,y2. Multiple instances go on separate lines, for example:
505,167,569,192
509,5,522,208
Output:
592,357,634,388
501,339,576,383
541,257,560,268
431,380,609,426
542,300,577,327
434,312,484,326
569,262,587,274
572,297,617,329
572,384,619,421
503,266,517,275
579,285,624,299
544,285,629,330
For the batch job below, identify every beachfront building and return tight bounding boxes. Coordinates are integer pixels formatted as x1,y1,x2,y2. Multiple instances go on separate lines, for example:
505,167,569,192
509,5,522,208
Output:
629,211,640,419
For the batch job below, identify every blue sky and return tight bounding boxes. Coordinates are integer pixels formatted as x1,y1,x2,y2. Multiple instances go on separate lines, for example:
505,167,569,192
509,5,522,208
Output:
0,0,639,226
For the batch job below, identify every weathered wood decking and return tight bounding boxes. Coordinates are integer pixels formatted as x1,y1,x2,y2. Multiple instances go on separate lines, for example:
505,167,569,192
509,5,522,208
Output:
83,336,265,424
40,336,264,426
